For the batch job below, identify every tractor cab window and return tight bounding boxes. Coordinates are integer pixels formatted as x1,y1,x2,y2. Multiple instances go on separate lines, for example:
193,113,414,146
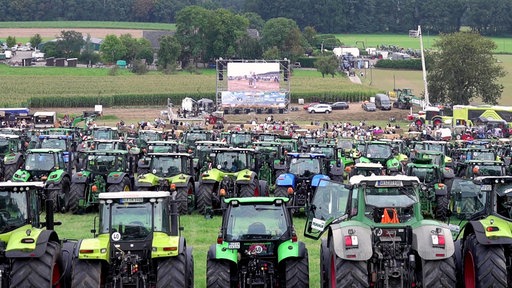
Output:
450,179,485,218
225,204,287,241
364,186,417,223
0,192,27,231
0,139,9,154
88,155,118,173
495,183,512,219
289,158,320,176
103,202,152,240
25,153,55,171
151,157,182,176
216,152,247,172
40,138,66,150
366,144,392,159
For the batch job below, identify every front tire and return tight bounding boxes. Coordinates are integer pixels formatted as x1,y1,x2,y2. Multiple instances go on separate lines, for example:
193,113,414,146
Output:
11,241,63,288
71,259,102,288
421,258,456,287
175,182,193,215
284,250,309,288
157,252,187,288
463,234,507,288
435,195,450,221
207,258,231,288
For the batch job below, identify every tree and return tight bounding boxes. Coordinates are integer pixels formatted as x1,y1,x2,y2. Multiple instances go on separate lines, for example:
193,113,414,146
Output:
79,34,100,66
315,55,339,78
158,35,181,71
175,6,210,67
100,34,127,63
56,30,84,58
29,34,43,50
6,36,16,48
427,32,506,105
260,17,305,61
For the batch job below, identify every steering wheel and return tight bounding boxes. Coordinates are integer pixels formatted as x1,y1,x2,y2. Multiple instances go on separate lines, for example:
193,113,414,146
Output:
127,221,150,235
0,210,10,221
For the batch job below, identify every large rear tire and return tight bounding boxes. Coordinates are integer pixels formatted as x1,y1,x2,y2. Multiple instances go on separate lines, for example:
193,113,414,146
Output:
185,247,194,288
463,233,507,288
157,252,187,288
421,258,456,287
196,184,213,214
435,195,450,221
207,258,231,288
274,185,290,198
331,251,368,287
108,177,131,192
68,183,85,214
71,259,102,288
320,239,330,288
4,159,21,181
175,182,192,215
284,250,309,288
239,177,258,197
11,241,63,288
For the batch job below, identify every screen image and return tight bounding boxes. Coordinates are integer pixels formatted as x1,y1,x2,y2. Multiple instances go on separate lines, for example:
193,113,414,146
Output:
227,62,280,93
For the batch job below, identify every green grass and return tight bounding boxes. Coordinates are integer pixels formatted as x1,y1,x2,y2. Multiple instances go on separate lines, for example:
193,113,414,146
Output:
53,212,321,288
0,21,175,30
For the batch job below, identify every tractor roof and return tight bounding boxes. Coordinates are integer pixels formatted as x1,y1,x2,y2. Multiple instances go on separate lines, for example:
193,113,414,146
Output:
148,152,192,158
350,174,420,185
0,181,45,189
99,191,170,200
27,148,63,153
287,152,326,158
223,197,289,205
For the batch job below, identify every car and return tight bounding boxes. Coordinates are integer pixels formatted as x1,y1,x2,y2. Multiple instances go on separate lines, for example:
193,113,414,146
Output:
331,101,349,110
362,101,376,111
308,103,332,113
303,102,319,110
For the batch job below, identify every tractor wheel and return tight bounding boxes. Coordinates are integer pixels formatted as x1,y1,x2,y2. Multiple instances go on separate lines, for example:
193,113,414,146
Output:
68,183,85,214
176,182,192,215
4,163,19,181
320,239,330,288
421,258,456,287
274,186,290,198
284,249,309,288
435,195,450,221
58,177,71,213
71,259,102,288
61,240,78,288
463,234,507,288
196,184,213,214
185,247,194,288
259,180,269,197
331,250,368,287
108,177,131,192
157,252,187,288
207,258,231,288
11,241,63,288
239,177,259,197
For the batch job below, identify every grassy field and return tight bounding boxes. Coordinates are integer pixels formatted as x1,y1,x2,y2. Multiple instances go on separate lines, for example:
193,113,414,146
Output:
53,211,321,288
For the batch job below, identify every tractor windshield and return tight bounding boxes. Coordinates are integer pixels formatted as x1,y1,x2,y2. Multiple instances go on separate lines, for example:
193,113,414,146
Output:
216,152,248,172
364,186,417,208
25,153,56,171
150,157,183,177
225,204,287,241
289,158,321,176
40,138,66,150
87,155,123,173
230,134,252,147
0,139,9,155
450,179,486,218
0,192,27,232
494,183,512,219
365,144,392,159
310,147,334,158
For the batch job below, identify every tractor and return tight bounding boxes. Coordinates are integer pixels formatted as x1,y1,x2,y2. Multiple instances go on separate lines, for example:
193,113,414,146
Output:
67,150,134,214
448,176,512,288
304,176,456,288
68,191,194,287
273,153,331,210
135,152,196,214
12,148,72,213
358,141,402,175
390,88,413,109
195,147,267,214
0,134,25,181
253,141,285,194
206,197,309,287
0,181,67,287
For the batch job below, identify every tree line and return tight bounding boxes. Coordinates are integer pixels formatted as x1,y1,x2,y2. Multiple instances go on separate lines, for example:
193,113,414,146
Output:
1,0,512,35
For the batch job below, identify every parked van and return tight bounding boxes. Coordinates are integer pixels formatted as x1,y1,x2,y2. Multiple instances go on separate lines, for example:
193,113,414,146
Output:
375,93,392,110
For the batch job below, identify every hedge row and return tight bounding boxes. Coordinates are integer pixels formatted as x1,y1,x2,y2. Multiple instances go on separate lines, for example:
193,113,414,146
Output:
374,59,422,70
26,91,376,108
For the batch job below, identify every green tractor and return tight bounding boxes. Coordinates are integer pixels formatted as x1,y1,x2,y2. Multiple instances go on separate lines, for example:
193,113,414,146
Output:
448,176,512,288
406,155,455,221
0,181,66,287
359,141,402,175
0,134,25,181
68,150,134,214
135,152,196,214
196,147,267,214
253,141,285,194
68,191,194,287
206,197,309,287
12,148,72,213
391,88,413,109
304,176,456,287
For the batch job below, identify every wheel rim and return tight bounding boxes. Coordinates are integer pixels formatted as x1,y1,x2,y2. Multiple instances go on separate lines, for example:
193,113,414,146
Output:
52,261,62,287
254,180,260,196
330,254,336,288
464,250,476,288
